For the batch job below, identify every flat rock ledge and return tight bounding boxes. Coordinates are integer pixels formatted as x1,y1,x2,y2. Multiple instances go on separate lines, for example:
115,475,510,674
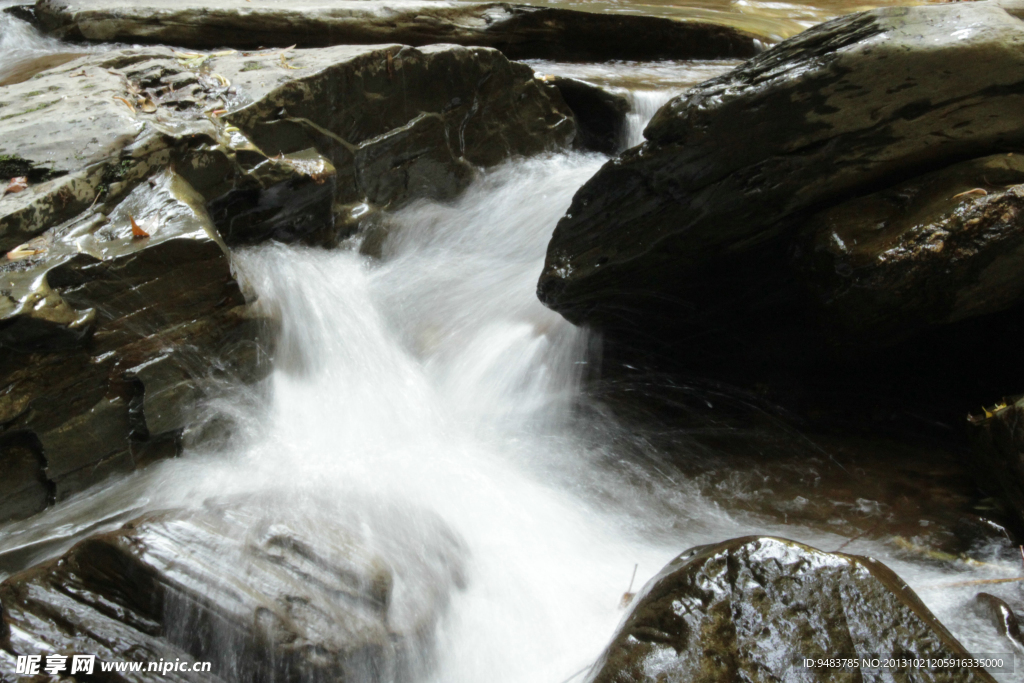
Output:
0,42,576,521
31,0,765,61
588,536,994,683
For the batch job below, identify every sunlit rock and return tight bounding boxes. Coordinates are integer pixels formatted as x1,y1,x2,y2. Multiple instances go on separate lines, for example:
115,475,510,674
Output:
537,0,1024,417
587,536,994,683
33,0,764,61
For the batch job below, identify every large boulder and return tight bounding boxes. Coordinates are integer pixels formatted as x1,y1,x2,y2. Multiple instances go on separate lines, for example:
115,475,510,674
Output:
0,42,576,520
0,498,465,682
588,536,995,683
537,0,1024,414
32,0,764,61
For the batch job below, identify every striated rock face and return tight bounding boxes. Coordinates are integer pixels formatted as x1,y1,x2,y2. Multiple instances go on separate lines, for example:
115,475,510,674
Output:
33,0,764,61
0,169,263,521
588,537,994,683
0,42,576,520
0,498,466,682
537,0,1024,415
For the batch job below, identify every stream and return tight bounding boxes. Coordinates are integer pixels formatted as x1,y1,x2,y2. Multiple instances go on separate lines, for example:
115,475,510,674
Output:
0,0,1021,680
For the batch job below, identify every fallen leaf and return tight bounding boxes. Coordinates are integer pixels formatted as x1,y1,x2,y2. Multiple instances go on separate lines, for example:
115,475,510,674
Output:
618,592,635,609
6,245,44,260
114,96,136,113
130,215,150,239
138,96,157,113
6,177,28,194
952,188,988,200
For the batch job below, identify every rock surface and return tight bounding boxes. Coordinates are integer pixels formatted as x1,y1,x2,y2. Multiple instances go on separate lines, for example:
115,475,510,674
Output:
588,536,994,683
0,42,574,520
34,0,764,61
544,76,630,155
537,0,1024,416
0,498,465,682
0,168,263,522
797,154,1024,350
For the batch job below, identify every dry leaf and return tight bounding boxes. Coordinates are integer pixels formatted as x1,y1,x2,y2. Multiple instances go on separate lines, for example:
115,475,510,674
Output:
114,96,136,113
618,592,635,609
130,215,150,239
6,245,44,260
952,188,988,200
6,177,28,194
138,96,157,113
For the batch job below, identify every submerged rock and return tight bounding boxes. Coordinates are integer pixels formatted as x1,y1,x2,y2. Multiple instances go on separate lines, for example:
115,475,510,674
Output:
0,498,465,682
588,536,994,683
971,593,1024,652
537,0,1024,417
34,0,763,61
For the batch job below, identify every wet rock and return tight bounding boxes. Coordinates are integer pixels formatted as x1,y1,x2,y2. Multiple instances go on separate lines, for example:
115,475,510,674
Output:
0,498,465,682
798,154,1024,350
34,0,763,61
537,0,1024,416
971,593,1024,652
0,41,572,519
1,44,576,250
543,76,630,155
588,536,994,683
0,169,267,519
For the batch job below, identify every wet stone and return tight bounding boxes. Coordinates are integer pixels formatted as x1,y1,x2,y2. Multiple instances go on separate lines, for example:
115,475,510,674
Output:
588,536,995,683
34,0,765,61
0,498,466,683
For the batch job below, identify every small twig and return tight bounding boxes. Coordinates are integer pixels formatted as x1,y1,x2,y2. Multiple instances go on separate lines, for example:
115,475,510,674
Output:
1018,545,1023,569
559,664,591,683
626,563,638,594
834,519,884,553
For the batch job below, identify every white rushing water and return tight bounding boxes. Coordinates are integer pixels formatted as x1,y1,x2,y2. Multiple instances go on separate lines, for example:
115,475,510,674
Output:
0,10,1019,682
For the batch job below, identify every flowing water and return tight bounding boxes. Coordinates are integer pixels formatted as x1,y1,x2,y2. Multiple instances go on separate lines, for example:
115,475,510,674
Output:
0,5,1022,681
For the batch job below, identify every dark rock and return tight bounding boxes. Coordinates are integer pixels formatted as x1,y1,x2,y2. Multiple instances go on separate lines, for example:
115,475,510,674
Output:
540,0,1024,328
588,536,994,683
34,0,764,61
0,169,268,517
971,593,1024,652
544,76,630,155
973,396,1024,530
0,498,465,682
798,154,1024,350
537,0,1024,419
